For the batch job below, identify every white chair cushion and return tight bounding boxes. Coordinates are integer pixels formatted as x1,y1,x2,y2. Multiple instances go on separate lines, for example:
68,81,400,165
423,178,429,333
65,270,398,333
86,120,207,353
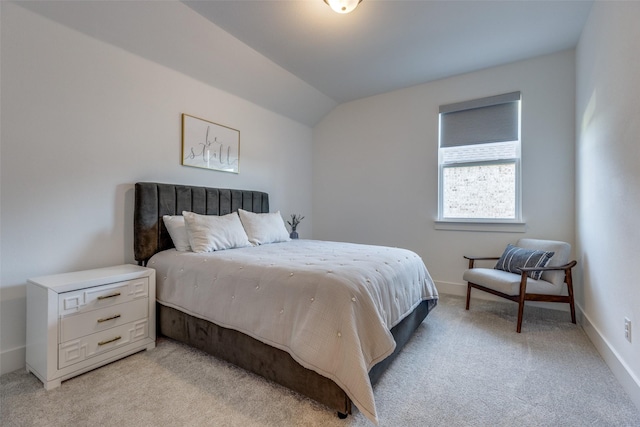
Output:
463,268,562,296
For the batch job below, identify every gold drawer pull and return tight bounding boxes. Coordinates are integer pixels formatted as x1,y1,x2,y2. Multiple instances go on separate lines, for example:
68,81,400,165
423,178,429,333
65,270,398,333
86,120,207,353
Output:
98,336,122,346
97,292,121,300
97,314,121,323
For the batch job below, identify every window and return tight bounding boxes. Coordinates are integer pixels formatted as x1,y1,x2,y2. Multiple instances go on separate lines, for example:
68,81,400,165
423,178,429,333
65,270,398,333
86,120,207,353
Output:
438,92,522,223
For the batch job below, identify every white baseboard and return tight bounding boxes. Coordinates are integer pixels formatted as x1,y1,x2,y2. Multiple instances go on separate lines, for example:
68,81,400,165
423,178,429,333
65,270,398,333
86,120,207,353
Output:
579,304,640,411
1,345,26,375
435,280,468,297
436,280,640,412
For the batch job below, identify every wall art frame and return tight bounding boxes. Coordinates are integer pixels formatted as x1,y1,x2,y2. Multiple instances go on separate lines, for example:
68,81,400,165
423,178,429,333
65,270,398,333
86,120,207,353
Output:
181,113,240,173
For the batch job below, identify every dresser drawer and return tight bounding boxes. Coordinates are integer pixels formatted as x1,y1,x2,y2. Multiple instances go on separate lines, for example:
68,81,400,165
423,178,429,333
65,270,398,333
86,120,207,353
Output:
58,319,149,369
58,278,148,316
59,298,148,342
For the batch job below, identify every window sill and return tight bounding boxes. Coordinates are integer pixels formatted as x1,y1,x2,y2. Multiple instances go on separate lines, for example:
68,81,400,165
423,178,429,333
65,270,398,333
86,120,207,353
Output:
433,220,526,233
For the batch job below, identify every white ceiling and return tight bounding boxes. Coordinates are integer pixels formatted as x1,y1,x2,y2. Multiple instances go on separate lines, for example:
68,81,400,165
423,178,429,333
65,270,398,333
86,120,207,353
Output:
14,0,594,126
184,0,594,103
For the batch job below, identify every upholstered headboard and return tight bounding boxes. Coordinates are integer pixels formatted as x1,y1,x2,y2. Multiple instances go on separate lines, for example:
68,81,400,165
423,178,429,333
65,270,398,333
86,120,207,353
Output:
134,182,269,264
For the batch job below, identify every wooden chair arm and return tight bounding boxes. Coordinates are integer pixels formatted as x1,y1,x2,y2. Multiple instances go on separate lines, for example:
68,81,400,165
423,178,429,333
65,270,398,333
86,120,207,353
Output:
463,255,500,269
518,260,577,296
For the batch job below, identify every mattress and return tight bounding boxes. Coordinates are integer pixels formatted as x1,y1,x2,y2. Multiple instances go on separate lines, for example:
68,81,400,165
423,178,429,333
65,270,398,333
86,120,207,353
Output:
149,239,438,422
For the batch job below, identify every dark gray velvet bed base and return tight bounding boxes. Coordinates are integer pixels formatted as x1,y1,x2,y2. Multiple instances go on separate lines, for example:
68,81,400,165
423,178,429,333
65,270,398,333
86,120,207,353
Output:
134,182,437,417
158,298,437,416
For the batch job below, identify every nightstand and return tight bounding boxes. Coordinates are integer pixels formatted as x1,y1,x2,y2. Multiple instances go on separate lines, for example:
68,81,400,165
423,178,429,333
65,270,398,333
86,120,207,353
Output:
26,264,156,390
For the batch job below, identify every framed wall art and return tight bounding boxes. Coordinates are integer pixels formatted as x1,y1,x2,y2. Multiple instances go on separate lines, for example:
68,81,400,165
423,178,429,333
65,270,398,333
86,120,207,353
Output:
181,114,240,173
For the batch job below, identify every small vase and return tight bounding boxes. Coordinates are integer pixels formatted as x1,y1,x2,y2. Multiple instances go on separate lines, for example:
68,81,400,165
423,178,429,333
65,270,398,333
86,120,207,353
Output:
290,230,299,239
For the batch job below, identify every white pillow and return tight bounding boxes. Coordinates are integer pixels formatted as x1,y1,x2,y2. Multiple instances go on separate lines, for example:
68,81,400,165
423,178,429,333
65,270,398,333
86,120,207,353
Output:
238,209,291,245
182,211,251,253
162,215,191,252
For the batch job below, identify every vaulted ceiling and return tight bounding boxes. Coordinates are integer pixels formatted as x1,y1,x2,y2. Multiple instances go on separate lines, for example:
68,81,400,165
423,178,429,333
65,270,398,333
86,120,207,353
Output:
185,1,593,103
15,1,594,125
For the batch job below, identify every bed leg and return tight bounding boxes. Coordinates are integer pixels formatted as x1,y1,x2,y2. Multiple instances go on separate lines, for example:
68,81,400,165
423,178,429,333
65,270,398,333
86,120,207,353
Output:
337,412,348,419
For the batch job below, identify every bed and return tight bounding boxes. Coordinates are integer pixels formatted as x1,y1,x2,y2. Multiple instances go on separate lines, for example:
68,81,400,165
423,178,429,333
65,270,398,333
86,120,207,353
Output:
133,182,438,423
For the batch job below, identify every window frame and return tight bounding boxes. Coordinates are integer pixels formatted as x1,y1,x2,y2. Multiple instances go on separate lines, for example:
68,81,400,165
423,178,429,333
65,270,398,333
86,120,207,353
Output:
436,93,524,230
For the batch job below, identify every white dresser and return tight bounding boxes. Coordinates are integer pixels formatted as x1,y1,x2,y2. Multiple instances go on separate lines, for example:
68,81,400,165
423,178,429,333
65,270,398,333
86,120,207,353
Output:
26,264,156,390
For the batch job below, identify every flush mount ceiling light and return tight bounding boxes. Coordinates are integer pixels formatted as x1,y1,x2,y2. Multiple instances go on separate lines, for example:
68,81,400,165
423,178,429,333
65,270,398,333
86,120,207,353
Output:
323,0,363,14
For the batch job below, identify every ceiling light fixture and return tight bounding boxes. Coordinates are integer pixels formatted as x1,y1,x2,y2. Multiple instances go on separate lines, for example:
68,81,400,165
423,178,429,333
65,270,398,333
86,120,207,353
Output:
323,0,363,14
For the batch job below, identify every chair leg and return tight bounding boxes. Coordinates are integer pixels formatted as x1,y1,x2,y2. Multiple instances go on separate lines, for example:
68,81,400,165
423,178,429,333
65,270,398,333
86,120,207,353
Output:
516,274,528,333
566,269,577,324
516,298,525,333
466,283,472,310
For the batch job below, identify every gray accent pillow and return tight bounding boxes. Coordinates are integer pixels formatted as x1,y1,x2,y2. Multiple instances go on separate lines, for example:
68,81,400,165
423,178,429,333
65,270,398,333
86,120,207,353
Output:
494,244,554,280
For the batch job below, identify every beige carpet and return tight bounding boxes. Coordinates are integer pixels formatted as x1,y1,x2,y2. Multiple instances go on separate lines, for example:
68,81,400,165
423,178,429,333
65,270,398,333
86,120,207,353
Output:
2,295,639,426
